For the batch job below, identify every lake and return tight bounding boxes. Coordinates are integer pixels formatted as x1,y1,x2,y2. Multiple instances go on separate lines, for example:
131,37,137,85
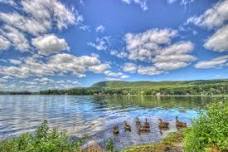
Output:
0,95,218,149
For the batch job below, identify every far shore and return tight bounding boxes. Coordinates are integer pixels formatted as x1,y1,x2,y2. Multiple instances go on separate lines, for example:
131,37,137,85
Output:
0,93,228,98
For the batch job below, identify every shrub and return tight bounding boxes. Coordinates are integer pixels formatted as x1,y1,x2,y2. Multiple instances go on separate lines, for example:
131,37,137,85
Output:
105,138,114,152
184,102,228,152
0,120,84,152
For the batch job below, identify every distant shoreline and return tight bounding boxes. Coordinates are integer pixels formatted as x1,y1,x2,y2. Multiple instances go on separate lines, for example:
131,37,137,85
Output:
0,94,227,98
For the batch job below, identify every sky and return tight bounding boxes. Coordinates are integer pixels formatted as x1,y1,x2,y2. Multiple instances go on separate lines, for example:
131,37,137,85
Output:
0,0,227,91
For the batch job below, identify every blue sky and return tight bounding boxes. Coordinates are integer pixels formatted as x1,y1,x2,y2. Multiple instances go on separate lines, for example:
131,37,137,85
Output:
0,0,227,91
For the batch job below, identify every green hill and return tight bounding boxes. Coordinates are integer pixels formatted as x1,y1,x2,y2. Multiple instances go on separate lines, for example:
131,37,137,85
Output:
91,79,228,89
38,79,228,96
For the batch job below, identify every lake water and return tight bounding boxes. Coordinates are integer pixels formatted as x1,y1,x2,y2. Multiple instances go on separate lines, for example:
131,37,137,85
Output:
0,95,217,149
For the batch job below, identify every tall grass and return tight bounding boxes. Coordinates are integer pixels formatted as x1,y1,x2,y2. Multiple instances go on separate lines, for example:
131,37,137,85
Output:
184,102,228,152
0,120,84,152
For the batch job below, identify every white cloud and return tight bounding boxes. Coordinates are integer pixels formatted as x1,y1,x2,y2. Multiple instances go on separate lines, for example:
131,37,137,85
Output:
186,0,228,67
123,63,137,73
0,0,16,6
89,64,110,73
88,36,110,51
32,34,69,55
167,0,195,6
0,0,76,54
9,59,22,65
137,66,162,76
95,25,105,33
0,26,30,52
21,0,76,30
187,0,228,29
195,55,228,69
204,25,228,52
125,28,177,61
120,28,195,75
111,50,128,59
104,70,129,79
0,53,109,79
121,0,148,11
0,12,50,36
0,35,10,50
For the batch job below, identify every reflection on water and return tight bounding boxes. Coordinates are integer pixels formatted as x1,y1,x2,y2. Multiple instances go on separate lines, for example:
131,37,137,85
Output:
0,95,216,149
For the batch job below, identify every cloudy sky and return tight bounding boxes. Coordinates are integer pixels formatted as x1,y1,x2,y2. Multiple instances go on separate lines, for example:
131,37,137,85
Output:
0,0,227,91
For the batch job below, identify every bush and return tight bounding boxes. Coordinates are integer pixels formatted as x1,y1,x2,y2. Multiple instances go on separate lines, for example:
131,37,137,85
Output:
105,138,114,152
184,102,228,152
0,120,84,152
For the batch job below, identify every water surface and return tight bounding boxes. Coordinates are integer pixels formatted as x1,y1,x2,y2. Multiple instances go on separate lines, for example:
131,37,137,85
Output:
0,95,216,149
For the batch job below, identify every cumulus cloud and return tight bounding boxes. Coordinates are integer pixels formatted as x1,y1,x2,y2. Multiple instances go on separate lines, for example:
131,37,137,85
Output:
195,55,228,69
187,0,228,68
0,53,109,79
9,59,22,65
123,63,137,73
0,35,10,50
104,70,129,79
125,28,177,61
120,28,195,75
121,0,148,11
21,0,76,31
111,50,128,59
32,34,69,55
0,0,16,6
88,36,110,51
187,0,228,29
137,66,163,76
204,25,228,52
0,26,30,52
95,25,105,33
0,0,76,53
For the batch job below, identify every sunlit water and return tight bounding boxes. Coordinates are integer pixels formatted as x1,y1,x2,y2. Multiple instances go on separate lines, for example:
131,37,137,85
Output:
0,95,217,149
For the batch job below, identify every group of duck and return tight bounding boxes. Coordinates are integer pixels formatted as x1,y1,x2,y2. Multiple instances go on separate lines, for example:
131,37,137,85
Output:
113,116,187,135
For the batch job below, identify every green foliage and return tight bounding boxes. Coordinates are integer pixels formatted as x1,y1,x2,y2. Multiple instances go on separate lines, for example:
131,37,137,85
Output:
184,102,228,152
105,138,114,152
39,79,228,96
0,121,83,152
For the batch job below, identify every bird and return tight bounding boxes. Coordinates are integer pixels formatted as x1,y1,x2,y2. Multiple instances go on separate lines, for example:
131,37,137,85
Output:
112,126,119,135
158,118,169,129
176,116,187,129
135,117,141,127
138,118,150,133
124,121,131,132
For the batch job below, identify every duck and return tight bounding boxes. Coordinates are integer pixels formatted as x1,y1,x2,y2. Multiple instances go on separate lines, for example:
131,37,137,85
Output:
138,118,150,133
124,121,131,132
144,118,150,129
158,118,169,129
176,116,187,129
135,117,141,127
112,126,119,135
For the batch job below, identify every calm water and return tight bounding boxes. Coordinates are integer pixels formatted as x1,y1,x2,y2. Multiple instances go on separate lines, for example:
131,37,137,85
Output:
0,95,217,149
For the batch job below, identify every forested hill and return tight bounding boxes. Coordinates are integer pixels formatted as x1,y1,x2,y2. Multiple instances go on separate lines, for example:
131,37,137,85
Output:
91,79,228,89
1,79,228,95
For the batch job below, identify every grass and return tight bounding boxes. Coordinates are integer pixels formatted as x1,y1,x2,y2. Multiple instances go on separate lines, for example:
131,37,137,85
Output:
0,120,84,152
122,131,184,152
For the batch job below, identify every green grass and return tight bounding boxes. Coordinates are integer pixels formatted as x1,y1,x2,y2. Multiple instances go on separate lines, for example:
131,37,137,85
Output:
122,131,184,152
0,120,84,152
